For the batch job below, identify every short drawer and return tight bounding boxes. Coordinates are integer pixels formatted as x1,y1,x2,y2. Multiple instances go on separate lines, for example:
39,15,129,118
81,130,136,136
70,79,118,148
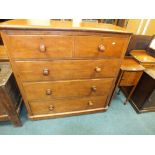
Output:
8,35,73,59
120,71,142,86
74,36,127,58
15,59,120,82
29,96,107,115
23,78,113,101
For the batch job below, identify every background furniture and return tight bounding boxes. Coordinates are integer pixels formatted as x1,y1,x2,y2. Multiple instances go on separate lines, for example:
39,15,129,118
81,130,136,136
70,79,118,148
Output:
116,57,144,104
0,62,22,126
120,50,155,113
125,35,152,56
129,50,155,112
0,19,131,120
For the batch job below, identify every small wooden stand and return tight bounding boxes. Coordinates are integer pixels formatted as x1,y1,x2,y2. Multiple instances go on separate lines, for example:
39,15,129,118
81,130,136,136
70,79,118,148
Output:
116,57,145,104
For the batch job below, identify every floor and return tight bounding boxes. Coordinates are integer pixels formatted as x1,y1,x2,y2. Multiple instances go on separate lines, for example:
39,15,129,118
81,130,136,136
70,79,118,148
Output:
0,92,155,135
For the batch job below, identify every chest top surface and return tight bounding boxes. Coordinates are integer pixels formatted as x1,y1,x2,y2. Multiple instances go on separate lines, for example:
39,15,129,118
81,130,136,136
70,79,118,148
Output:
0,19,131,34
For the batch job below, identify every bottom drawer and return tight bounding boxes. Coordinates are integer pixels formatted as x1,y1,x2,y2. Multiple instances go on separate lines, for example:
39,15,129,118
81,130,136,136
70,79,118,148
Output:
29,96,107,116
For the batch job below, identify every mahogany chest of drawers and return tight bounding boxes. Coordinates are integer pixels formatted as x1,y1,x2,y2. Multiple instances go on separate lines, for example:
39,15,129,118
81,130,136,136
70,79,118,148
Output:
0,20,131,120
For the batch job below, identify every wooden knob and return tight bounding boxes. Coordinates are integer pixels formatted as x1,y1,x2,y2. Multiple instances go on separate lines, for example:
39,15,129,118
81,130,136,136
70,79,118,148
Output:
95,67,101,72
98,44,105,52
43,69,49,76
40,43,46,52
49,105,54,111
88,101,94,106
91,86,97,92
46,89,52,95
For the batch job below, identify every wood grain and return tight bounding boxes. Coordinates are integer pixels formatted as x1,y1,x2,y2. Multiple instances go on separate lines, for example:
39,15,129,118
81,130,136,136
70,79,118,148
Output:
0,20,131,120
15,59,120,81
74,36,128,58
29,96,107,116
8,35,74,59
23,78,114,101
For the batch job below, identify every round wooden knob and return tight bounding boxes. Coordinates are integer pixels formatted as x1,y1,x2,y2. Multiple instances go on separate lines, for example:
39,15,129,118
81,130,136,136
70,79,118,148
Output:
46,89,52,95
43,69,49,76
49,105,54,111
95,67,101,72
91,86,97,92
88,101,94,106
39,43,46,52
98,44,105,52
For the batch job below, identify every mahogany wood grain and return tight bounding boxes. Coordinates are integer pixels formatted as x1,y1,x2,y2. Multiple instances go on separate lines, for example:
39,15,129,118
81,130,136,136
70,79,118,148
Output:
23,78,113,101
119,72,143,86
29,96,107,116
0,20,131,120
15,59,120,81
115,57,144,105
8,35,73,59
74,36,128,58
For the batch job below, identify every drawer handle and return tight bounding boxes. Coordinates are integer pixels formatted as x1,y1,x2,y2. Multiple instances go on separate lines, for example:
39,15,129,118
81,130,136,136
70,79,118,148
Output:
88,101,94,106
39,43,46,52
98,44,105,52
46,89,52,95
49,105,54,111
91,86,97,92
95,67,101,72
43,69,49,76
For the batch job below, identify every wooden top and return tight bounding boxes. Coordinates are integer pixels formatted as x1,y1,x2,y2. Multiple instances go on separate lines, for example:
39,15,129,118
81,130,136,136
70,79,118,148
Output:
144,66,155,80
121,57,145,71
0,19,131,34
130,50,155,64
0,62,12,86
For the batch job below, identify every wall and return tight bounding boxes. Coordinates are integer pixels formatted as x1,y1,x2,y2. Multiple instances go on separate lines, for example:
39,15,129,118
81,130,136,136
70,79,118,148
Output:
126,19,155,36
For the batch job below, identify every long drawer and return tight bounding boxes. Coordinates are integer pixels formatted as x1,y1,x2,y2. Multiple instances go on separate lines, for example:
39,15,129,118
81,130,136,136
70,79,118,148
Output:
29,96,107,115
23,78,114,101
15,59,120,82
8,35,74,59
74,36,127,58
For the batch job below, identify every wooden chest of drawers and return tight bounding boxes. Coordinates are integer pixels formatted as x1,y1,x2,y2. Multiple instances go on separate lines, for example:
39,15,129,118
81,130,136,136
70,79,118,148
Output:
0,20,131,120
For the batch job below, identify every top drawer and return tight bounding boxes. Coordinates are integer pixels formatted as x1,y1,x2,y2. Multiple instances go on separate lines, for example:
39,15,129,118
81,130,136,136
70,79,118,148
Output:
8,35,74,59
74,36,127,58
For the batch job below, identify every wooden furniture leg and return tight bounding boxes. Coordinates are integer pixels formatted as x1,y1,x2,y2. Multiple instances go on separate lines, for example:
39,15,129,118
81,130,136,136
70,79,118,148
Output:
124,85,137,105
0,87,22,127
124,72,143,105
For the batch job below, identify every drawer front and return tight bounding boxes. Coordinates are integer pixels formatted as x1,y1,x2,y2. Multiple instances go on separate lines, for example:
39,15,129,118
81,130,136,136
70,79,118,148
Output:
8,35,73,59
120,72,142,86
23,78,113,101
15,59,120,82
74,36,126,58
29,96,107,115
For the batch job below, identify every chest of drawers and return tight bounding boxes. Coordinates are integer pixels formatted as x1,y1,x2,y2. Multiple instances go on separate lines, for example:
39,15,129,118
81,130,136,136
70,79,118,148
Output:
0,20,131,120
